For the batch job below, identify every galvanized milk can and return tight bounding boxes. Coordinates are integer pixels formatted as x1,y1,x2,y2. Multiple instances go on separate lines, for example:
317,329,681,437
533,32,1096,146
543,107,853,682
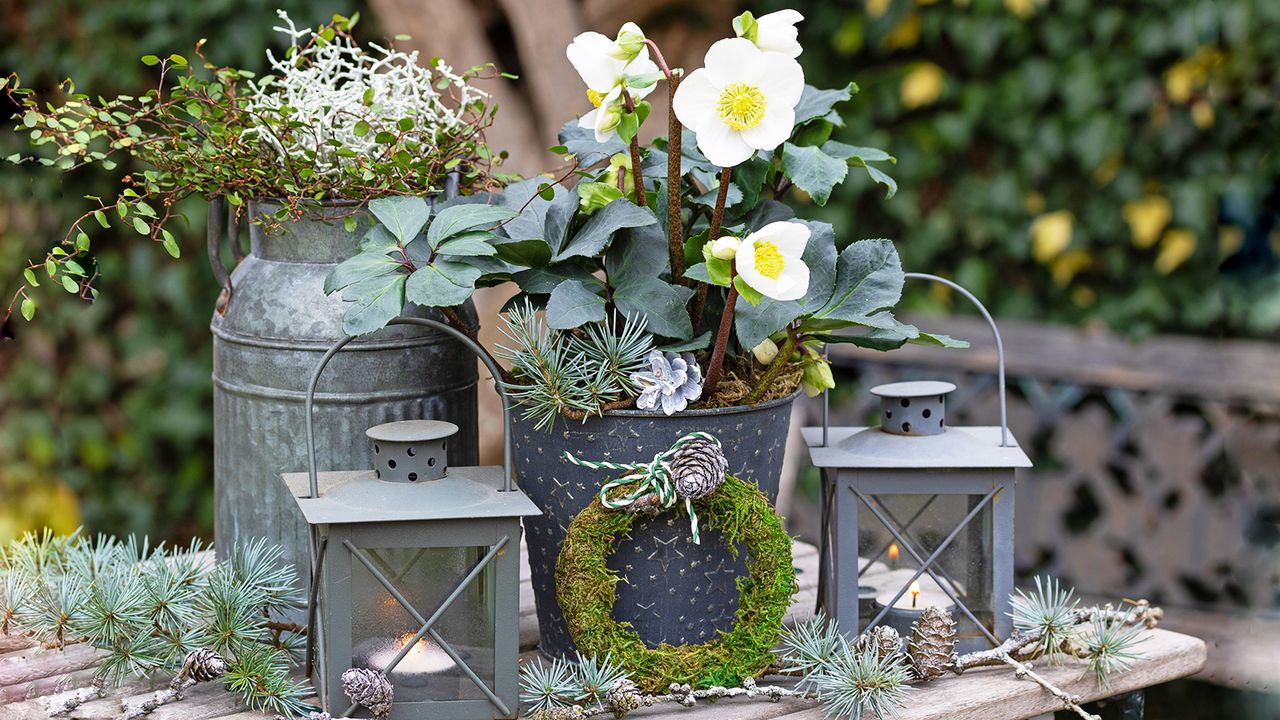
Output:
208,197,479,582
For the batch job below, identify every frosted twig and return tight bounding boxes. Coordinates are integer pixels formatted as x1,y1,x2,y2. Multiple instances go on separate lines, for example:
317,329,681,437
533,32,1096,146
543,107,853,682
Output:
44,679,105,716
118,678,195,720
999,653,1100,720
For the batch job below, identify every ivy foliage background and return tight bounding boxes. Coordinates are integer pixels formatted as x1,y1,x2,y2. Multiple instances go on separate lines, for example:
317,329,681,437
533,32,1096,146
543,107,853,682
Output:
766,0,1280,338
0,1,342,543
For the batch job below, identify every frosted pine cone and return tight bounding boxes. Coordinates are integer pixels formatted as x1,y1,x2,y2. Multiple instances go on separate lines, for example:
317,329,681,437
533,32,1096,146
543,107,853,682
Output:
670,438,727,499
342,668,394,720
854,625,903,661
605,678,642,718
181,648,226,683
908,606,957,681
632,351,703,415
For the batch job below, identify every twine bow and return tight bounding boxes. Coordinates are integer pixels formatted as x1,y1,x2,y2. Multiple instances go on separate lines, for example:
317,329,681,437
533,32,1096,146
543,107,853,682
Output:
561,432,720,544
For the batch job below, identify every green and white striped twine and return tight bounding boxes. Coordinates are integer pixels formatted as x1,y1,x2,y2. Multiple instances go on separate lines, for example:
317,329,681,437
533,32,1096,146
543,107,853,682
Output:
561,432,721,544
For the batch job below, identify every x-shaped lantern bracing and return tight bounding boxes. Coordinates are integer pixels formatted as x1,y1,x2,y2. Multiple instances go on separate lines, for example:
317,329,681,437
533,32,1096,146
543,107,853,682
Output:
343,538,513,718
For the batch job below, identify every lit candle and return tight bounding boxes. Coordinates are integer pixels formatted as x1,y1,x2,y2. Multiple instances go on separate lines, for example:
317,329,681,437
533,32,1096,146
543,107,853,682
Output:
888,543,900,567
870,575,956,639
356,634,458,688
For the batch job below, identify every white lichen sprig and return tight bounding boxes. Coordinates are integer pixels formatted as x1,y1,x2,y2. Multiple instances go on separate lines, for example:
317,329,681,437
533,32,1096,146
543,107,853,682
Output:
243,10,492,182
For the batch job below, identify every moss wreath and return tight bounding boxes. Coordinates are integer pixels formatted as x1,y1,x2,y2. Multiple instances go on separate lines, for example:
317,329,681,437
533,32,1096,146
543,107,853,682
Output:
555,474,797,693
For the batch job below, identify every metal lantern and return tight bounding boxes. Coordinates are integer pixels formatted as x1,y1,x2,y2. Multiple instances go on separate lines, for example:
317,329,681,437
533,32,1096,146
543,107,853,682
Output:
282,318,539,720
804,274,1032,653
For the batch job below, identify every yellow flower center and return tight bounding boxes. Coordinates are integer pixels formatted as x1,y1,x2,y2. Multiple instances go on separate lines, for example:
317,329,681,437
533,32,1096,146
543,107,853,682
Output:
716,82,767,131
753,241,785,279
587,89,606,108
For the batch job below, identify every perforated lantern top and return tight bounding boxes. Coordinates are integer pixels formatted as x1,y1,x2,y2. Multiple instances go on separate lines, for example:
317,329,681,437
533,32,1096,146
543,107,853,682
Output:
804,380,1031,470
281,419,539,525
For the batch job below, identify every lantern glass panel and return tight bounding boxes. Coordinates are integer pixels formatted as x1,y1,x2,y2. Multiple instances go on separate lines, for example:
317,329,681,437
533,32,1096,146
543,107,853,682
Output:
350,546,496,702
857,492,994,647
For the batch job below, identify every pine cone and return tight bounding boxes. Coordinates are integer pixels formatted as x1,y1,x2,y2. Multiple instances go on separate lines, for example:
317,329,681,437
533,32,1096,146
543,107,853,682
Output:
671,438,727,499
908,607,957,681
181,648,226,683
342,668,394,720
854,625,903,661
605,678,642,718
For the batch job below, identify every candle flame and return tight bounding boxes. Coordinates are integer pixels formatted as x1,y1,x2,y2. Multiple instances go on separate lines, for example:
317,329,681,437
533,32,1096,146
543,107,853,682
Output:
910,579,921,608
888,543,900,563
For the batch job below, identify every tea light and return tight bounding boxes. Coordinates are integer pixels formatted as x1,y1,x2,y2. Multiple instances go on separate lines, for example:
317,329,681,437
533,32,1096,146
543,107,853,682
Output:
355,634,458,688
871,576,956,638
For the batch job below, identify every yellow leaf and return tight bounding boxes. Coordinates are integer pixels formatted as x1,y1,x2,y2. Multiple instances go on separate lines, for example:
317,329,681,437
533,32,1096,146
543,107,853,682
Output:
1030,210,1074,263
866,0,891,19
1164,61,1197,104
901,63,945,110
1092,153,1122,187
883,13,921,50
1023,191,1045,215
1071,286,1097,308
1004,0,1035,19
1155,228,1196,274
1051,249,1091,286
1218,225,1243,259
1191,100,1214,129
1123,195,1172,249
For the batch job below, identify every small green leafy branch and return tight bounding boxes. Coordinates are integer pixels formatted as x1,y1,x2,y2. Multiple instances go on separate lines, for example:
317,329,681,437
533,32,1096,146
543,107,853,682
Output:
0,529,310,716
519,577,1160,720
4,10,503,326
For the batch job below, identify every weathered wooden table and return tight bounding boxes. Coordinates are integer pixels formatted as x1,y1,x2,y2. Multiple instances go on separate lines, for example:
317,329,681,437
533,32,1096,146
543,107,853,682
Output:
0,541,1206,720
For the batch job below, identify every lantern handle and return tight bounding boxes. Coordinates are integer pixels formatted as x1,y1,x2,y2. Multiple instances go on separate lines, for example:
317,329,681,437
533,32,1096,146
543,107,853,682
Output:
821,272,1010,447
303,316,518,497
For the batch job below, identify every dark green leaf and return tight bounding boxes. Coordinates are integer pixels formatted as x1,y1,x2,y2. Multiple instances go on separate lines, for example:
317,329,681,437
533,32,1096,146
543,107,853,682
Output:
546,279,606,329
493,238,552,267
555,199,655,262
792,83,856,127
404,260,482,307
780,143,848,206
657,332,712,352
324,250,400,294
341,274,407,336
368,196,431,243
426,204,518,248
613,276,695,339
812,238,904,322
436,233,498,257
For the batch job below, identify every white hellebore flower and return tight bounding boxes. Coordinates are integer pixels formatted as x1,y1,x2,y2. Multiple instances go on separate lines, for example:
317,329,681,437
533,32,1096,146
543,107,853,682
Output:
672,38,804,168
748,10,805,58
566,25,659,142
736,221,810,301
709,235,741,260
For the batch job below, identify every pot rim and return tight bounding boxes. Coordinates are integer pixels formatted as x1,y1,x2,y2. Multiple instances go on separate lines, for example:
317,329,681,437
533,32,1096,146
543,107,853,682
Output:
600,388,801,418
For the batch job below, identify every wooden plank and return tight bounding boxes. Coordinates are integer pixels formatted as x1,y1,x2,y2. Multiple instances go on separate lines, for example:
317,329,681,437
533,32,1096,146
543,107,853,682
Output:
1131,603,1280,693
0,645,103,690
768,628,1205,720
828,314,1280,405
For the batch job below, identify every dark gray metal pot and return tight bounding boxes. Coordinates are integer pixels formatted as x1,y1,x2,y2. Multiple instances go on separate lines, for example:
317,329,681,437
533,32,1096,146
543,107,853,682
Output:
512,393,799,659
209,198,478,586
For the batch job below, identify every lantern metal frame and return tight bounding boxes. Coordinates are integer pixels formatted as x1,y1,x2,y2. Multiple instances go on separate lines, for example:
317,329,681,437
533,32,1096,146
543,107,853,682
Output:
285,317,538,720
807,273,1031,647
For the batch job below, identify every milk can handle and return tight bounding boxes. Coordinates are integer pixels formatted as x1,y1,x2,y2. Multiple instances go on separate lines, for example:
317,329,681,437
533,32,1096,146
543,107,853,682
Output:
302,317,516,496
821,272,1010,447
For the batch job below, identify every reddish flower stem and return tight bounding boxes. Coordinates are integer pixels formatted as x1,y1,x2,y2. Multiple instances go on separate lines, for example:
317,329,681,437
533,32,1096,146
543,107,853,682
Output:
701,166,737,396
